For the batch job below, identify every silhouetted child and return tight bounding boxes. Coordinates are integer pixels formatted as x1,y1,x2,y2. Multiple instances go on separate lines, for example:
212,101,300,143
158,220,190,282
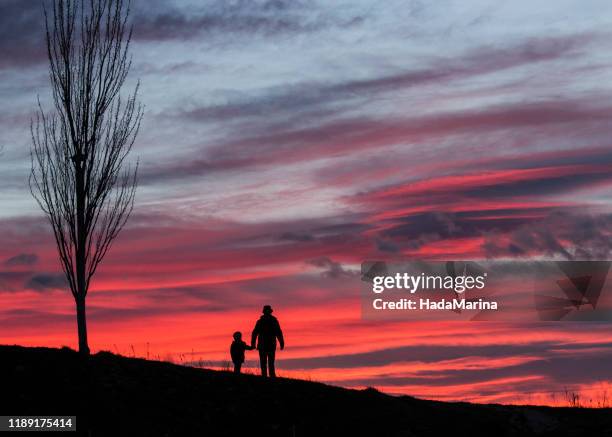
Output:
230,331,253,374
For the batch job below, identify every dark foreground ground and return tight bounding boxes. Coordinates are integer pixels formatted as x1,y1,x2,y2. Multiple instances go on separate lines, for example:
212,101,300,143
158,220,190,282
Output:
2,345,611,436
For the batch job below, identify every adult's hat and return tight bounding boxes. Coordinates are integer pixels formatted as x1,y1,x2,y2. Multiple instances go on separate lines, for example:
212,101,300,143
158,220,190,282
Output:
262,305,273,314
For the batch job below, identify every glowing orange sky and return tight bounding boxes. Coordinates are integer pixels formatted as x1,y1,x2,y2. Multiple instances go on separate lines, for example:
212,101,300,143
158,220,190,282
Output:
2,210,612,406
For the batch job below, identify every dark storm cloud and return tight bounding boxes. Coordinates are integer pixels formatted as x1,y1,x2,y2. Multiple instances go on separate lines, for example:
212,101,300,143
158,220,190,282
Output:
483,212,612,260
375,238,400,253
0,0,47,68
276,222,370,244
383,209,608,243
133,0,360,42
380,212,471,245
375,209,612,260
491,146,612,171
25,273,68,292
4,253,38,266
314,222,371,235
0,270,70,293
279,232,315,242
376,206,571,250
462,170,612,199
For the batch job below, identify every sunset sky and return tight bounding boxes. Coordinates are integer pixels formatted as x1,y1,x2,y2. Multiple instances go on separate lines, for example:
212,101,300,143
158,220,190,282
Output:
1,0,612,405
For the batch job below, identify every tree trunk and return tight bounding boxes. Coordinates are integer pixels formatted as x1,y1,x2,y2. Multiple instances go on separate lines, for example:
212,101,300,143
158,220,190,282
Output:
75,294,89,355
75,156,90,355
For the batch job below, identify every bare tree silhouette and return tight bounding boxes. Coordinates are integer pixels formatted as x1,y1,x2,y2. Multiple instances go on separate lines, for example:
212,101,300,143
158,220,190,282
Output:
30,0,143,355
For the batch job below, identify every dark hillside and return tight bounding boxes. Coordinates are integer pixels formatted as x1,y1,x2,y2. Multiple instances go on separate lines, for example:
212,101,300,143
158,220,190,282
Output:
2,345,610,436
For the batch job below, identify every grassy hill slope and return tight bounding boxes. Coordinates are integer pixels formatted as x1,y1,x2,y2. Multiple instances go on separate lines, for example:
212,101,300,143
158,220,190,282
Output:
2,345,610,436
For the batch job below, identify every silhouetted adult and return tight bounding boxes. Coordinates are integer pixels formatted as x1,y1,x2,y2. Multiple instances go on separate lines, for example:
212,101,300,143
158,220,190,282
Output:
251,305,284,377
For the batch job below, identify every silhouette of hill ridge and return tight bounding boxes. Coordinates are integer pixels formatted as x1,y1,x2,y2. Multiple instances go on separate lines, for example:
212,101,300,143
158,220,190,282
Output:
3,345,610,436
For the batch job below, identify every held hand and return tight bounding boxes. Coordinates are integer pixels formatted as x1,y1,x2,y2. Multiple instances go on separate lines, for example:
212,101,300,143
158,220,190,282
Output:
280,344,285,351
